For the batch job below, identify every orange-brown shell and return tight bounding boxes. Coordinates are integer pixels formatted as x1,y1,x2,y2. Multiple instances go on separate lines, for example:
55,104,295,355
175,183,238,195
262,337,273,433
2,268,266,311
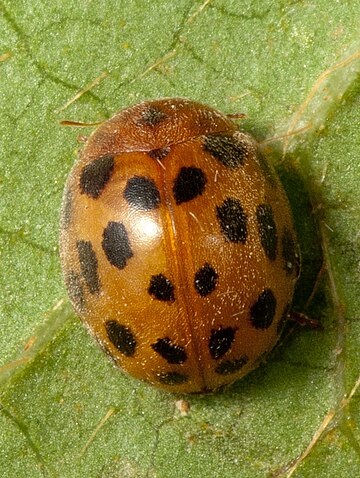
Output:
60,98,300,393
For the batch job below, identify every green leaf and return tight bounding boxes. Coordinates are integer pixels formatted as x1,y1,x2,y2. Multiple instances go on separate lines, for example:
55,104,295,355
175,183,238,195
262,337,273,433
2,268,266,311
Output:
1,1,360,477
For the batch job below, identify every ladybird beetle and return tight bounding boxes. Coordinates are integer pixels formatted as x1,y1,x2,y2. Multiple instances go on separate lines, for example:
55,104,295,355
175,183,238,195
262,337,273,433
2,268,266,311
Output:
60,98,300,393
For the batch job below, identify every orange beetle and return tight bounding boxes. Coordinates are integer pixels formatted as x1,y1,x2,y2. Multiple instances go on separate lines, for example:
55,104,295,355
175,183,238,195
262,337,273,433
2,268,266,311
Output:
60,98,300,393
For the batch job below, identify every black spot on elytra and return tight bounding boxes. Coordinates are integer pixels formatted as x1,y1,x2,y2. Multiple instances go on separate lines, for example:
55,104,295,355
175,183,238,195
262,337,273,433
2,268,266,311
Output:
65,270,86,312
124,176,160,211
203,133,249,168
282,227,300,277
194,263,218,297
136,107,167,127
257,152,277,188
250,289,277,329
102,222,133,270
61,188,73,229
216,197,247,243
148,147,170,161
173,167,207,205
148,274,175,302
256,204,278,261
105,320,136,357
76,240,100,294
151,337,187,364
79,155,114,199
215,356,249,375
156,371,189,385
209,326,237,360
